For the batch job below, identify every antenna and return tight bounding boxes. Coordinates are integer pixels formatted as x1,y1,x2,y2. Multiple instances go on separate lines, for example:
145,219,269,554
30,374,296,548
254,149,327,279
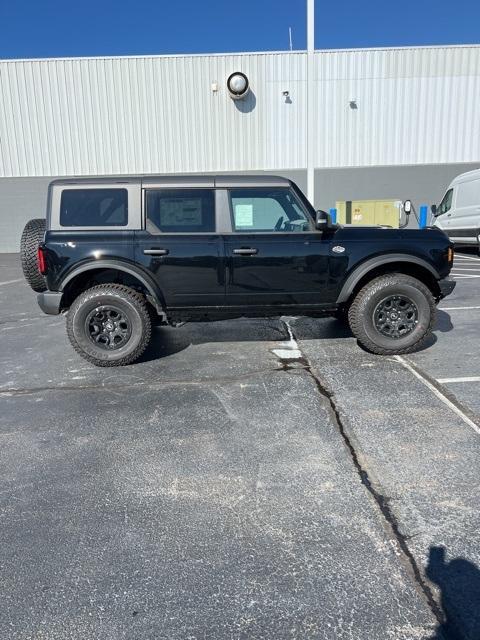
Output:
289,27,293,51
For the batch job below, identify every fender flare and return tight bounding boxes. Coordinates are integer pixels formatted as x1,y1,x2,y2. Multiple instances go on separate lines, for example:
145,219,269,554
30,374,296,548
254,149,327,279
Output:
336,253,440,304
59,259,166,311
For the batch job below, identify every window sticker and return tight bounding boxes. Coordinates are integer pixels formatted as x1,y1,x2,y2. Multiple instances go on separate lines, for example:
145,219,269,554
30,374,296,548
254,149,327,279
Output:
235,203,254,227
159,198,202,226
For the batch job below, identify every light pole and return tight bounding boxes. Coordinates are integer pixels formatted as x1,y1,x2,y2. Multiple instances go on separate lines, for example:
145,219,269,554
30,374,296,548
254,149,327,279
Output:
307,0,315,206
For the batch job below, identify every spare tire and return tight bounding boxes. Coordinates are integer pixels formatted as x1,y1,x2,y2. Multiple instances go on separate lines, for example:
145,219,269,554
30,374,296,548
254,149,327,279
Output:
20,218,47,292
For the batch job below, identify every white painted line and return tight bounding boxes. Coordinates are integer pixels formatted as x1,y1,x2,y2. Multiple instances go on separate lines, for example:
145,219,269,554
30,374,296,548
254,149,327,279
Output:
450,267,480,271
394,355,480,436
440,305,480,311
451,274,480,279
0,278,23,287
454,254,480,262
437,376,480,384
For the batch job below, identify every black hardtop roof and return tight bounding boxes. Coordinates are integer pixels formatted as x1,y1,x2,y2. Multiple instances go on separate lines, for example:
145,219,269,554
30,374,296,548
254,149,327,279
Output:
49,174,293,188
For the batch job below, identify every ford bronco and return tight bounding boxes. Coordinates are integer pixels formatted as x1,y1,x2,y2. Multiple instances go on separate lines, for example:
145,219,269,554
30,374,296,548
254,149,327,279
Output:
20,175,455,366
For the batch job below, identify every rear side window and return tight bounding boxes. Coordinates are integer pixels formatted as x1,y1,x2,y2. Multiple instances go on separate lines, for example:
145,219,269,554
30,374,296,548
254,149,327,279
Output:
146,189,215,233
60,189,128,227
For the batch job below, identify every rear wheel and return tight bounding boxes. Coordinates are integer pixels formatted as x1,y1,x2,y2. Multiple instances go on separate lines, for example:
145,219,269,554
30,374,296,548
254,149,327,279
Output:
67,284,152,367
20,218,47,292
348,274,436,355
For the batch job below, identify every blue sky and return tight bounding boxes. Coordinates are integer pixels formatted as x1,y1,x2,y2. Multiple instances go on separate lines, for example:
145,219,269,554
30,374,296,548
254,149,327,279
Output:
0,0,478,59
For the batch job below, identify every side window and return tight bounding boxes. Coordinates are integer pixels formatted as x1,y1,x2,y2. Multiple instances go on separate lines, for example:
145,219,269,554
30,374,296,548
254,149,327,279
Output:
436,188,453,216
229,188,312,232
60,189,128,227
146,189,215,233
456,180,480,209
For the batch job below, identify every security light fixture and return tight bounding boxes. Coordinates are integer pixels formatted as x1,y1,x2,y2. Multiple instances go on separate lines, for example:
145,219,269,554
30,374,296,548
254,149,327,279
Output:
227,72,250,100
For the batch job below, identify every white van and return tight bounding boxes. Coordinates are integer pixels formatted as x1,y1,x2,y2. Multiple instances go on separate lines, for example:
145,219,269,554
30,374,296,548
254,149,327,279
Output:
433,168,480,251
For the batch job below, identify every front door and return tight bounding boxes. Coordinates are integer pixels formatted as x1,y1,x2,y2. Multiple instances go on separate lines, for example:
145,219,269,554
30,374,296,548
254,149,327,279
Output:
224,187,333,309
135,188,225,308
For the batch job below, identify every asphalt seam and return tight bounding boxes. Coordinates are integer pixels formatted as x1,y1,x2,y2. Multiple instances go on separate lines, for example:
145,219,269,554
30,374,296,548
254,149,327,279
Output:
280,319,445,628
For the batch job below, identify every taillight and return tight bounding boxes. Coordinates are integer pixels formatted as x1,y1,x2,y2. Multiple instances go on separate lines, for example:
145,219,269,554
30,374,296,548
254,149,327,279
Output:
37,246,47,275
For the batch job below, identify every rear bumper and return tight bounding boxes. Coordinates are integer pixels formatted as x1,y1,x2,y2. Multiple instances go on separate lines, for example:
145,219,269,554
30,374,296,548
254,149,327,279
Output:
438,277,456,299
37,291,63,315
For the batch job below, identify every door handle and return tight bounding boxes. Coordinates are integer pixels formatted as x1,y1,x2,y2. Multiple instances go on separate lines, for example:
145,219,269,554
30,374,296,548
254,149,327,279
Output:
233,248,258,255
143,248,169,255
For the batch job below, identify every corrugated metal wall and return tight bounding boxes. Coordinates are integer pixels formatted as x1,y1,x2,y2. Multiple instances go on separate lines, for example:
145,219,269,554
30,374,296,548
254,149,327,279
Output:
0,45,479,178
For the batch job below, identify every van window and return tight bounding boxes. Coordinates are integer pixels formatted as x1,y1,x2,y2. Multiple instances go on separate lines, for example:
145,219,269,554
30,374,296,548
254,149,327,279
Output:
146,189,215,233
436,189,453,216
456,179,480,208
60,189,128,227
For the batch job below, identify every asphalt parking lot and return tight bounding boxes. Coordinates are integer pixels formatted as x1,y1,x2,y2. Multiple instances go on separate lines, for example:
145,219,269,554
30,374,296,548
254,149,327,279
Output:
1,252,479,640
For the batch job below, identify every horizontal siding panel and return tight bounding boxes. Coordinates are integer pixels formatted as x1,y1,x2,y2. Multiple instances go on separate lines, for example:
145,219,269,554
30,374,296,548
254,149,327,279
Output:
0,46,479,177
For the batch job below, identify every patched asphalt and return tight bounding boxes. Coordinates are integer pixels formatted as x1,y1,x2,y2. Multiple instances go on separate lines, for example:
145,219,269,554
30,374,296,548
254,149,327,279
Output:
1,252,479,639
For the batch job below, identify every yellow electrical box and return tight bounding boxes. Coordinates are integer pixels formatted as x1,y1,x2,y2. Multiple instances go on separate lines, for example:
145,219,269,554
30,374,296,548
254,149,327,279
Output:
335,200,402,228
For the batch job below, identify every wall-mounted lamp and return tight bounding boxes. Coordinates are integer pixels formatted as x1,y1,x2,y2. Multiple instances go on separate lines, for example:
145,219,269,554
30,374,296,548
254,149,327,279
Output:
227,72,250,100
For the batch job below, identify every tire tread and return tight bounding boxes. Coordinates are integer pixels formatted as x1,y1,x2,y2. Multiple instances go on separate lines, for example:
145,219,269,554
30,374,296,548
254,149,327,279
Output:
348,274,436,355
66,284,152,367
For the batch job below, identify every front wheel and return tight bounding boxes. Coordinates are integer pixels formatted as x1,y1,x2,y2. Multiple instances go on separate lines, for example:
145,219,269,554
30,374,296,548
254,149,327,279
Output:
66,284,152,367
348,274,436,355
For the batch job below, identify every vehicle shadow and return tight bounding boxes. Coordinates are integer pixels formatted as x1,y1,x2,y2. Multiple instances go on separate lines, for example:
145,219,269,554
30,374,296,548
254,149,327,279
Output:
140,316,352,363
426,546,480,640
140,308,451,363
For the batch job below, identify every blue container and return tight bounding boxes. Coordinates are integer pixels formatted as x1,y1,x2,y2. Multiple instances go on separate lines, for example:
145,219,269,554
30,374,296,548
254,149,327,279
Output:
419,205,428,229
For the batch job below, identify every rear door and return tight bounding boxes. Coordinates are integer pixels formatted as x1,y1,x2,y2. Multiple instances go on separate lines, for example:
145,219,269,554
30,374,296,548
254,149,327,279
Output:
135,187,225,308
224,187,333,307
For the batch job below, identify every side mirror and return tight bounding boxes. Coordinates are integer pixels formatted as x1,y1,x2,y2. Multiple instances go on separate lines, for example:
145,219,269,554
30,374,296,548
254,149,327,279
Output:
431,204,438,216
403,199,412,214
315,209,330,230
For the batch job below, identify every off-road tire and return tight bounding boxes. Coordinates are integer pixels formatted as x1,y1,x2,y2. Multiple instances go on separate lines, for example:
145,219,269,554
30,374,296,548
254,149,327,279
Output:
67,284,152,367
20,218,47,292
348,274,436,355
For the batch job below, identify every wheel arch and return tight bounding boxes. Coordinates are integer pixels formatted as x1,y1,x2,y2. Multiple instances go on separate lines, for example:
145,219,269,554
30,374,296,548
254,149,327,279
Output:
337,254,441,305
59,260,166,314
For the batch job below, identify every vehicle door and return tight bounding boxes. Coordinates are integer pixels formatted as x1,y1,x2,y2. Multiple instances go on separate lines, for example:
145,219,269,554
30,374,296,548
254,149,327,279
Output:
433,187,454,233
135,187,225,308
223,186,335,307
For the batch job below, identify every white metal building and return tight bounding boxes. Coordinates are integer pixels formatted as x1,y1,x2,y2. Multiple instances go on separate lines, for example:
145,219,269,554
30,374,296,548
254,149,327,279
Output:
1,44,479,251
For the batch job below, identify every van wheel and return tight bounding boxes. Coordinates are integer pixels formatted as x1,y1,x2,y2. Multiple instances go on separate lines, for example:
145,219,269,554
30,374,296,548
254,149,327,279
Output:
67,284,152,367
348,274,436,355
20,218,47,292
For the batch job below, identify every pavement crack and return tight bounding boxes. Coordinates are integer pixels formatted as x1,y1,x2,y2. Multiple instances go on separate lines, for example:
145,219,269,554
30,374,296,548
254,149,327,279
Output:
0,366,282,397
278,319,445,629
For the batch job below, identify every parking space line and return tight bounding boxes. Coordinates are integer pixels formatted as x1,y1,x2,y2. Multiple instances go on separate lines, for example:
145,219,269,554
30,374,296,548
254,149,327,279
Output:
437,376,480,384
0,279,23,287
394,356,480,436
454,253,480,257
440,305,480,311
450,274,480,279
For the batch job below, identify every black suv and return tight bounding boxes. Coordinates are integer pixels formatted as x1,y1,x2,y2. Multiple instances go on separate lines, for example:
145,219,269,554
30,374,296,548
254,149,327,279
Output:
20,175,455,367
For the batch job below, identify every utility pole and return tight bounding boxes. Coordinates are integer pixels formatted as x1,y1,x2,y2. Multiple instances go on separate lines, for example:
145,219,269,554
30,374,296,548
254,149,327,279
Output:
306,0,315,206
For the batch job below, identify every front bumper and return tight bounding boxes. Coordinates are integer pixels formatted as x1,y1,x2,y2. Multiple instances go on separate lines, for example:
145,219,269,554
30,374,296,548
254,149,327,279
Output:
37,291,63,315
438,277,456,299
